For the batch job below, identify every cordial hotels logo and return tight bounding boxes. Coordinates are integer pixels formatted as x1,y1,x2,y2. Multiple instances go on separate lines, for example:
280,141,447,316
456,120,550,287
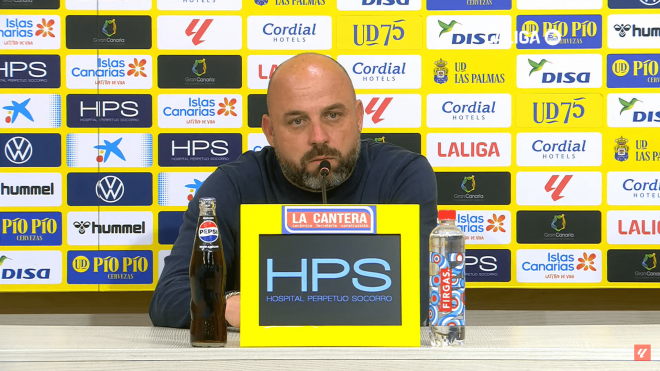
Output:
0,16,60,49
517,54,602,88
455,211,511,245
247,16,332,50
158,133,242,167
608,94,660,128
337,0,421,10
66,133,152,168
66,0,151,10
66,55,152,90
607,172,660,206
435,57,507,85
338,55,421,89
0,54,60,88
516,250,601,283
516,172,602,206
426,15,512,50
158,95,242,129
426,0,511,10
516,211,601,244
0,173,61,207
156,16,241,50
67,172,152,207
0,212,61,246
608,54,660,88
516,132,602,167
66,94,151,128
68,250,153,285
515,15,601,50
338,16,422,50
517,94,602,128
156,0,242,10
0,251,62,284
65,16,152,50
1,134,61,168
608,15,660,49
517,0,601,9
609,0,660,8
0,94,61,128
426,133,512,167
67,211,153,246
247,55,292,89
358,94,421,128
157,172,212,207
607,211,660,245
427,94,511,128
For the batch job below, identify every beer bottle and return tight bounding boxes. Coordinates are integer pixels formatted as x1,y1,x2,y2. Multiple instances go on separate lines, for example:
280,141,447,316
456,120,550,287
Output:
190,197,227,347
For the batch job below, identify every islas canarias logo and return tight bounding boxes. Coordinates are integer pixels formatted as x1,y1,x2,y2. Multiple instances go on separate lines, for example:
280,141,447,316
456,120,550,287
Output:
428,15,512,50
67,55,152,90
0,16,60,49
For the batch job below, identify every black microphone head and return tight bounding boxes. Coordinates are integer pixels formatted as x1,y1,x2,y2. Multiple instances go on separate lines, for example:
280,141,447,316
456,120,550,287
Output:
319,160,331,176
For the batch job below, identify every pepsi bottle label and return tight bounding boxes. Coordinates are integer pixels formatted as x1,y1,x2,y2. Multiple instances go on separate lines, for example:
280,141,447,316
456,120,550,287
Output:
198,220,219,244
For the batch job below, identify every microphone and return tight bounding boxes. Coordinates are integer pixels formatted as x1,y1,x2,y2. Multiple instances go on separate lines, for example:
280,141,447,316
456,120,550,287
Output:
319,160,331,204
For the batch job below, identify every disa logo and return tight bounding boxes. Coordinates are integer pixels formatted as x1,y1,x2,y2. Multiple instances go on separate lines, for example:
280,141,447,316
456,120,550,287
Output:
0,251,62,284
608,94,660,128
338,0,421,10
427,15,512,50
518,54,602,88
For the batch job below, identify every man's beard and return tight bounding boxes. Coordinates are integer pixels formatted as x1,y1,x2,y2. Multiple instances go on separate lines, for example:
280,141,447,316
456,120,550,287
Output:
275,139,361,191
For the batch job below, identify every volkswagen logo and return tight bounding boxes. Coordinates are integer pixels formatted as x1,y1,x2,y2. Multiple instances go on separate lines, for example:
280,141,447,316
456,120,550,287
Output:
96,175,124,203
4,136,33,164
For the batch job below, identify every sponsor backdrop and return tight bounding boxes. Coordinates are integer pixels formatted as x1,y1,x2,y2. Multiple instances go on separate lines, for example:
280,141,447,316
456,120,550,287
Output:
1,0,659,292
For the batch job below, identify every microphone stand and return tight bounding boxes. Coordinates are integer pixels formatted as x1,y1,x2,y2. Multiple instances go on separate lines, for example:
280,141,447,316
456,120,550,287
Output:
321,173,328,204
319,160,330,204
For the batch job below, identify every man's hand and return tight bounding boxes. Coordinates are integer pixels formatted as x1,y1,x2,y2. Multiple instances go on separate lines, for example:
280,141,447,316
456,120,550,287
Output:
226,295,240,328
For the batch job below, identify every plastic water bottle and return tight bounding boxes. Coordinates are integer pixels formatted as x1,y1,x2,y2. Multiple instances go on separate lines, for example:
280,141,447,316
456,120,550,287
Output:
429,209,465,347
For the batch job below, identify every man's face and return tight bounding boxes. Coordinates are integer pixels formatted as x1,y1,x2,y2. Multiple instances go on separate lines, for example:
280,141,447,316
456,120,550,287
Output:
263,62,364,190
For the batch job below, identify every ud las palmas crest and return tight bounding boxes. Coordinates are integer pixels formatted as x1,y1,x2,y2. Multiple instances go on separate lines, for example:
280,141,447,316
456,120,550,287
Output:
615,136,629,162
434,59,448,84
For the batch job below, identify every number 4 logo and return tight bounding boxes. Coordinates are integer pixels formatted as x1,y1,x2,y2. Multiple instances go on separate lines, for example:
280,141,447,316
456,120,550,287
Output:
635,344,651,361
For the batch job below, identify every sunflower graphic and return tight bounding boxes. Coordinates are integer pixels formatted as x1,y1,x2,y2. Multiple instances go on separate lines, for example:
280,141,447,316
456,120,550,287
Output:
127,58,148,78
35,19,56,38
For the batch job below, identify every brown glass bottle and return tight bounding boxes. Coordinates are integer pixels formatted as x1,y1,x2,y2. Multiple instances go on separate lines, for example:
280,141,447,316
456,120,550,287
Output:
190,197,227,347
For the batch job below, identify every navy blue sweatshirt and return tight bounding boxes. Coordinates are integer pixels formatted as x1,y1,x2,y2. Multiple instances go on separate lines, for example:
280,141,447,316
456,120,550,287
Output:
149,139,437,328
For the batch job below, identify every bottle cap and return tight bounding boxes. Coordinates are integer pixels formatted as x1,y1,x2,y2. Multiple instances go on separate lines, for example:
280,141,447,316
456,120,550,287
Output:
437,210,457,221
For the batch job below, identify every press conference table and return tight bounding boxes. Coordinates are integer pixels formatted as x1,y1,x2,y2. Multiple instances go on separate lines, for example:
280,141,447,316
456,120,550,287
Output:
0,325,657,370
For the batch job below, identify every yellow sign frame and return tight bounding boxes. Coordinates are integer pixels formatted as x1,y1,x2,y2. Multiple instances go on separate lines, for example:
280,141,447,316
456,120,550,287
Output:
240,204,420,347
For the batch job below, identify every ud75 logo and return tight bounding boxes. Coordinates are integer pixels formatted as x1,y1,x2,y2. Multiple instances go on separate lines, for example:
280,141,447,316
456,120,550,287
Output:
283,206,376,234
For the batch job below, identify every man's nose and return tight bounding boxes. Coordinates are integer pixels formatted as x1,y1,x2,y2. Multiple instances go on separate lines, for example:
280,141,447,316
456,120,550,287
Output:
308,120,329,146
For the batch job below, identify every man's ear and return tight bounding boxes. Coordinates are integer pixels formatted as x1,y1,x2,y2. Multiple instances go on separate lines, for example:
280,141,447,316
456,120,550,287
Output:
262,113,276,147
356,99,364,133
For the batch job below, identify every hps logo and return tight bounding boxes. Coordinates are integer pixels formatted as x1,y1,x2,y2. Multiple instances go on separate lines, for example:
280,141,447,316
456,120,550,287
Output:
0,54,60,88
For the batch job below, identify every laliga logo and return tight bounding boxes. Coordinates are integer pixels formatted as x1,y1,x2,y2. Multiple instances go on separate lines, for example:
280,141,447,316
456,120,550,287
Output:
198,221,218,243
514,27,562,46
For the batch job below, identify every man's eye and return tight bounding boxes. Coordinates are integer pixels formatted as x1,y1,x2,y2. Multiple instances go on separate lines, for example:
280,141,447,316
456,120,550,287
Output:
290,118,303,126
328,112,341,119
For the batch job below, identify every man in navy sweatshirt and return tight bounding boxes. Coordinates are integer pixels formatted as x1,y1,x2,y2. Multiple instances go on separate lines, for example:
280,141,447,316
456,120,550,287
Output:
150,53,437,328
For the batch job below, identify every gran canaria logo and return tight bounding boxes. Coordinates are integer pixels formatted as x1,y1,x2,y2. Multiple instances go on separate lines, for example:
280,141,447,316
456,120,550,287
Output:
643,253,657,271
551,214,566,232
192,59,207,77
461,175,475,193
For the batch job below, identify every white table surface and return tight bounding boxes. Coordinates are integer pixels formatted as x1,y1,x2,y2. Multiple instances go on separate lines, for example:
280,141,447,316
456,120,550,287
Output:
0,325,658,370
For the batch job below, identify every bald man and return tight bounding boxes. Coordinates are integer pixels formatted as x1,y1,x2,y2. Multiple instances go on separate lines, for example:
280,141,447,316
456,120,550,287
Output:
150,53,437,329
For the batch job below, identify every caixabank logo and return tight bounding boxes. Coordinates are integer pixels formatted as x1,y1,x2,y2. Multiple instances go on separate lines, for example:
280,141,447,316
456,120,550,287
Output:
0,94,61,128
517,249,602,283
67,172,153,207
0,54,60,88
158,94,242,128
67,211,153,246
359,94,421,128
338,0,421,11
607,172,660,206
427,94,511,128
156,16,241,51
360,133,421,154
466,249,511,282
338,55,421,89
67,94,151,128
0,134,60,168
158,55,241,89
0,15,60,49
247,16,332,50
65,15,151,50
0,212,61,246
608,15,660,50
66,55,152,89
0,251,62,285
515,15,601,49
0,172,61,207
516,132,602,167
609,0,660,8
608,94,660,128
158,133,242,167
156,0,242,10
516,172,602,206
430,56,507,86
516,94,601,128
607,210,660,245
66,0,151,10
426,0,511,10
68,251,153,285
426,133,511,167
517,54,602,88
608,250,660,283
157,172,212,207
608,54,660,88
426,15,512,50
435,172,511,205
66,133,152,168
337,16,422,50
455,211,512,244
516,211,601,244
0,0,60,9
